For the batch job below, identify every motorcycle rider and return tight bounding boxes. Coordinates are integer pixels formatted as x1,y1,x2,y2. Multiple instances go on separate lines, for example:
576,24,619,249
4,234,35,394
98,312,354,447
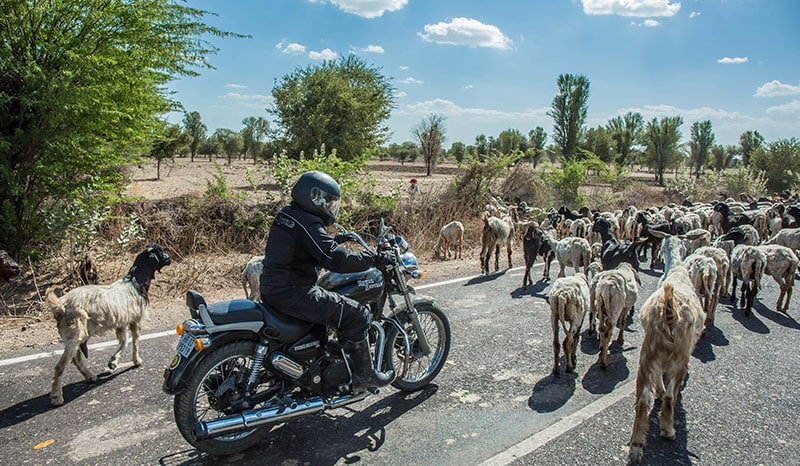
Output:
259,171,395,393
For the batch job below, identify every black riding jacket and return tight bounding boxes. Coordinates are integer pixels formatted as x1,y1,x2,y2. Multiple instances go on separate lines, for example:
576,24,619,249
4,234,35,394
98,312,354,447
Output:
260,203,376,293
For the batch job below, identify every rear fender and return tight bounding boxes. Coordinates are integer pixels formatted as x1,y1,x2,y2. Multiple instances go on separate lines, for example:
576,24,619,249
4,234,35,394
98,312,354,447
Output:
162,331,260,396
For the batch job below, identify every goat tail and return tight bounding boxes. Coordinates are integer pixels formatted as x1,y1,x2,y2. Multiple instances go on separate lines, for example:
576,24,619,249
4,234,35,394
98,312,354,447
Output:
753,259,764,290
661,283,677,332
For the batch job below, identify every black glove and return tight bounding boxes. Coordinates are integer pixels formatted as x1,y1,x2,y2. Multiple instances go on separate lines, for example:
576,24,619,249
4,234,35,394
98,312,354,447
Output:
333,233,348,244
374,251,395,268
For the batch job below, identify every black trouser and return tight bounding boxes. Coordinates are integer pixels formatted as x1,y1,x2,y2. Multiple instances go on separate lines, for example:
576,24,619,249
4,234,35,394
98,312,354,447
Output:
262,284,370,342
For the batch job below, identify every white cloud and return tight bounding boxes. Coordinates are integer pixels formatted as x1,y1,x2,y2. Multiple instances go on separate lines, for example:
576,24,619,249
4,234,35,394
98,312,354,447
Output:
717,56,748,64
310,0,408,18
689,11,701,18
277,41,307,54
226,83,248,89
465,84,474,90
632,19,661,27
755,80,800,98
220,93,273,110
400,77,424,84
766,100,800,114
419,17,512,50
309,48,338,60
393,90,407,98
583,0,681,17
619,103,749,122
399,65,409,70
399,98,548,120
354,44,385,53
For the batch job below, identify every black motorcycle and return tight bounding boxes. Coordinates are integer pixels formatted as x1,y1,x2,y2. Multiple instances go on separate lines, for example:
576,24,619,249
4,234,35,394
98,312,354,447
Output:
162,219,451,456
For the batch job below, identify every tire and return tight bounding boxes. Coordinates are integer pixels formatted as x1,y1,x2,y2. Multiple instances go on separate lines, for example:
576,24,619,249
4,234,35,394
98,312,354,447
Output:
173,340,273,456
384,303,451,391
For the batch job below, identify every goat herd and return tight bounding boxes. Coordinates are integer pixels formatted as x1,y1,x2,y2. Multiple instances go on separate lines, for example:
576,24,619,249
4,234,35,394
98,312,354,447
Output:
440,196,799,463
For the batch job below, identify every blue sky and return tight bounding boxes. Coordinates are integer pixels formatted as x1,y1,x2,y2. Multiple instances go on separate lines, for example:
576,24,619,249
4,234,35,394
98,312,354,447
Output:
167,0,800,149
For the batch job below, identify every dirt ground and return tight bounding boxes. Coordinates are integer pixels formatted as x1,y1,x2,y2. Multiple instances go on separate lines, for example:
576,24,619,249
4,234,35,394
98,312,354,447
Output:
0,158,479,353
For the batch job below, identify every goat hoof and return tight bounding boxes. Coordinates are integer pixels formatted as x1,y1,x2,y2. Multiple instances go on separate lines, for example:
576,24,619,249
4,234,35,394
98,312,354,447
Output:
86,374,97,383
660,429,676,441
50,394,64,406
628,447,643,464
133,359,143,367
108,361,118,371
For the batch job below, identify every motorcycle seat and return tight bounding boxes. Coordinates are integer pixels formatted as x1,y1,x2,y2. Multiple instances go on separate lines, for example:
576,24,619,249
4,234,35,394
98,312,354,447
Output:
206,299,265,324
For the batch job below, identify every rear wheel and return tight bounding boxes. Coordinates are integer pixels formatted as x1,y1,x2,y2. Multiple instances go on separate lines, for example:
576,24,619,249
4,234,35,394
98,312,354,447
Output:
174,340,275,456
384,303,451,391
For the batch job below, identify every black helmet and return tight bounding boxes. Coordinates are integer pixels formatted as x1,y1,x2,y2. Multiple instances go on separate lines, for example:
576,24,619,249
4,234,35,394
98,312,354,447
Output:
291,171,341,226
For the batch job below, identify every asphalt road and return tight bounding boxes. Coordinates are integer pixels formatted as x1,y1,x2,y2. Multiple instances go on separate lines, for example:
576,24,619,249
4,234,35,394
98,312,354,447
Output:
1,261,799,466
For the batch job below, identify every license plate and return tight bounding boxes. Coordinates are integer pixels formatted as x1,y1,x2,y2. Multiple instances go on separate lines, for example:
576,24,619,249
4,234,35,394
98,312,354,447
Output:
177,333,194,357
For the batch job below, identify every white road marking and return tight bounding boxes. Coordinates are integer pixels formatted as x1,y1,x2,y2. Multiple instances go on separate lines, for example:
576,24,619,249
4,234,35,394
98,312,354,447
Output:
479,380,636,465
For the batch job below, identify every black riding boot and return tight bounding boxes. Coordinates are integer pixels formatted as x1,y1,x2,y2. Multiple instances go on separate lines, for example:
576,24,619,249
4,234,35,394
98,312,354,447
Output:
345,338,395,393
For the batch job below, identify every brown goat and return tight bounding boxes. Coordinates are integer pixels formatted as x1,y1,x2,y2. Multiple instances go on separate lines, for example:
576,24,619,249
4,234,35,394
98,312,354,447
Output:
79,253,99,285
0,250,21,282
480,211,514,274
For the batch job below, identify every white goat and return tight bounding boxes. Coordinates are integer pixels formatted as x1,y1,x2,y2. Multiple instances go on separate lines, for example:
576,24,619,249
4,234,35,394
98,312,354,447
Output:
242,255,264,301
589,262,640,369
541,231,592,279
628,233,705,464
693,245,731,315
549,273,590,376
480,211,514,274
46,244,172,406
765,227,800,255
682,228,712,256
683,254,719,332
757,244,799,313
434,220,464,260
730,244,767,316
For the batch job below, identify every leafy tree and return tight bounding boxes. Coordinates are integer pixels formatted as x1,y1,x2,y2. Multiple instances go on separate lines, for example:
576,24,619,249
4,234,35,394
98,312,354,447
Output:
150,122,189,179
528,127,547,168
581,126,615,164
182,111,207,162
548,74,590,161
241,116,270,164
198,137,222,160
751,138,800,193
606,112,643,167
739,130,765,166
0,0,242,255
412,114,446,176
270,55,395,161
496,129,527,155
213,128,243,165
449,142,467,163
474,134,490,159
689,120,714,178
642,116,684,186
711,144,728,172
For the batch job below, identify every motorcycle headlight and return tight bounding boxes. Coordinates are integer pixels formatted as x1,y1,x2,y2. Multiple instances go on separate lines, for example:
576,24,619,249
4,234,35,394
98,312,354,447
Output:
401,252,418,270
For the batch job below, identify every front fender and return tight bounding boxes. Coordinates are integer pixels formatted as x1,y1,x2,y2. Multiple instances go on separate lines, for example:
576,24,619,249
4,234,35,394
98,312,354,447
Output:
389,294,435,316
162,331,259,396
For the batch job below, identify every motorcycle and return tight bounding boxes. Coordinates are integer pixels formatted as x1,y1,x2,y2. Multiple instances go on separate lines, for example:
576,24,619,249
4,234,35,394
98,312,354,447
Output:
162,219,451,456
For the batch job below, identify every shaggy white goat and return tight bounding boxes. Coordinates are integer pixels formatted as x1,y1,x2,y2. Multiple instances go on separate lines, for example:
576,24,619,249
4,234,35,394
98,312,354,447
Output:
730,244,766,316
434,220,465,260
242,255,264,301
757,244,799,313
549,273,590,376
480,211,515,274
682,228,712,256
589,262,640,369
693,245,731,318
765,227,800,254
541,231,592,279
628,233,705,464
47,243,171,406
683,254,719,333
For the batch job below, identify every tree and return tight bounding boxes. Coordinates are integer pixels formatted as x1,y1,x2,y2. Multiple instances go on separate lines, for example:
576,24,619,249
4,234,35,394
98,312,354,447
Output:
412,114,446,176
689,120,715,178
474,134,490,159
449,142,467,163
241,116,270,164
496,129,527,155
642,116,684,186
528,127,547,168
548,74,590,161
270,55,395,161
606,112,643,167
0,0,243,255
751,138,800,193
182,111,207,163
581,126,615,164
150,122,189,179
739,130,765,166
711,144,728,172
213,128,243,165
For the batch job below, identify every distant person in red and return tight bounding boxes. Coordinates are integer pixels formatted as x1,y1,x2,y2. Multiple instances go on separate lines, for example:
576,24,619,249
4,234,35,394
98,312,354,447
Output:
406,178,420,196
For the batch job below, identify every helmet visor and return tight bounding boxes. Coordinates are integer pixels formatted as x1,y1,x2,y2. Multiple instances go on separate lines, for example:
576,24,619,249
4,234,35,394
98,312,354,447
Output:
311,187,340,220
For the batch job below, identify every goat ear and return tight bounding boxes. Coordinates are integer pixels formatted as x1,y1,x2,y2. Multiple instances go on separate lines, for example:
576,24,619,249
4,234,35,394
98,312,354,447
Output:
683,231,706,241
649,230,670,239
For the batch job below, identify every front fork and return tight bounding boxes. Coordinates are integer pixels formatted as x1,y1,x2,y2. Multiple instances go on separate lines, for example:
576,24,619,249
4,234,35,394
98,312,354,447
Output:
389,259,432,356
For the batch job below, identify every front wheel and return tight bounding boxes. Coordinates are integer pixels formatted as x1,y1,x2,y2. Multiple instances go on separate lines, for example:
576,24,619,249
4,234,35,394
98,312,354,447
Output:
173,340,274,456
384,303,451,391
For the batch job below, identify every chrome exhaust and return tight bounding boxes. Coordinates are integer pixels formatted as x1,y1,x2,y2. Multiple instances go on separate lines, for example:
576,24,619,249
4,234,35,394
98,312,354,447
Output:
193,391,369,440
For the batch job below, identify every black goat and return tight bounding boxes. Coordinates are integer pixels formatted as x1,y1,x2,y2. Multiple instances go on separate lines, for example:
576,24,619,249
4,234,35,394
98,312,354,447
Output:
545,209,563,229
0,250,21,282
713,202,754,233
635,212,673,268
591,217,641,272
784,205,800,228
522,225,544,288
558,205,583,220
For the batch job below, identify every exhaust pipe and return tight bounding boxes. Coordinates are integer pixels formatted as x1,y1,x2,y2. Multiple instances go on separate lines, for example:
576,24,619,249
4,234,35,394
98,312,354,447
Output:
193,391,369,440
